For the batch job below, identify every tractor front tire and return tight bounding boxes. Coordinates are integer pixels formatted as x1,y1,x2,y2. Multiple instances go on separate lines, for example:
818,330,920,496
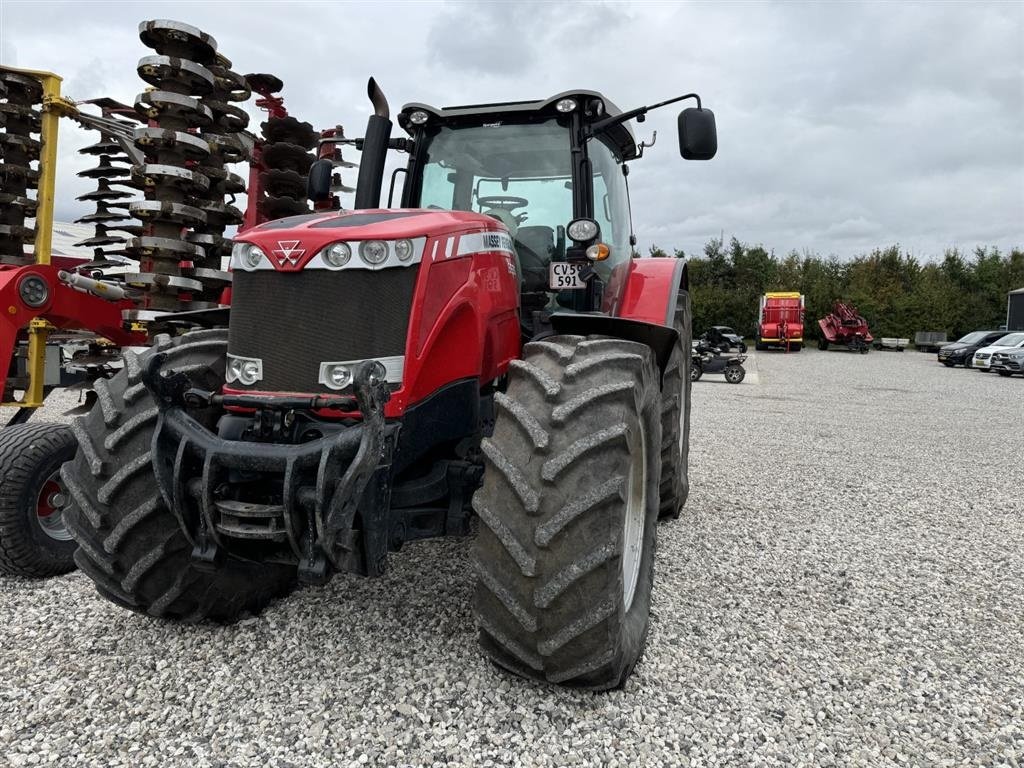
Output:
473,334,661,690
659,289,692,519
61,330,296,622
0,423,78,577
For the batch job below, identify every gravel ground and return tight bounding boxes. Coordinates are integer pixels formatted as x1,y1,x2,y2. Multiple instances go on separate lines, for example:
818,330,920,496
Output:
1,349,1021,767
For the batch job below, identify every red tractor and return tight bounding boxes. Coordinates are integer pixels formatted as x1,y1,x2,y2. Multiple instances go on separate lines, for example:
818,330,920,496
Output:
60,81,717,689
817,301,873,353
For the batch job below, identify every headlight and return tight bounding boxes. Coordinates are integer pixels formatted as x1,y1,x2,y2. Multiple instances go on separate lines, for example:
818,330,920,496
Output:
359,240,389,266
555,98,578,113
323,242,351,269
225,354,263,386
18,274,49,308
567,218,599,242
232,242,265,270
320,362,352,390
394,239,414,262
408,110,429,125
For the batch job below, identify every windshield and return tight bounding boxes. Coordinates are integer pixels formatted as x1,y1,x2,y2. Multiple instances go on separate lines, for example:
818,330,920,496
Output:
956,332,987,344
418,120,572,291
990,332,1024,347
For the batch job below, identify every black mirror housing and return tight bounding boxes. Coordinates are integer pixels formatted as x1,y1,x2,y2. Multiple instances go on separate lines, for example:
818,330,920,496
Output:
307,158,333,201
678,107,717,160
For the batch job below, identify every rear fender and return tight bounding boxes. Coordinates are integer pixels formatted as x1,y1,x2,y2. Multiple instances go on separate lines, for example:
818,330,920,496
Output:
551,258,687,374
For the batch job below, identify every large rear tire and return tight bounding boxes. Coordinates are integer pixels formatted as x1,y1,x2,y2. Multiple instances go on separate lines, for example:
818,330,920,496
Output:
473,335,661,690
0,423,78,577
659,289,692,519
61,330,296,622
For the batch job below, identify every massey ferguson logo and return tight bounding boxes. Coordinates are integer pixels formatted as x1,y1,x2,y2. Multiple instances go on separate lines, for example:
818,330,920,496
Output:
272,240,306,266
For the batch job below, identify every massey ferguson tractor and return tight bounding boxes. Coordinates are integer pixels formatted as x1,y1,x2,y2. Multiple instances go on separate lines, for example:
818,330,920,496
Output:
3,20,717,689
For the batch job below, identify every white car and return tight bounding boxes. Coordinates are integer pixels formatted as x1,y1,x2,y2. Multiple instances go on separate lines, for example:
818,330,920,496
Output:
972,331,1024,370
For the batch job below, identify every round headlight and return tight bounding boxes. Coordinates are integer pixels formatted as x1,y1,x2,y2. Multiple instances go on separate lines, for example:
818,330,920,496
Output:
321,363,352,390
239,360,261,386
394,239,414,262
324,242,351,268
555,98,578,113
244,244,265,269
359,240,389,265
408,110,429,125
18,274,49,308
567,218,599,242
369,360,387,384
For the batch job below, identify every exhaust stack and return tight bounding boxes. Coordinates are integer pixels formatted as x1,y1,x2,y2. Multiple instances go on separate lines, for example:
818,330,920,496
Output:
353,78,391,210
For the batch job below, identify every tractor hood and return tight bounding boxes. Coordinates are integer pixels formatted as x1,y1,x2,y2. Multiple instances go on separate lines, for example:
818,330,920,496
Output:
234,209,512,273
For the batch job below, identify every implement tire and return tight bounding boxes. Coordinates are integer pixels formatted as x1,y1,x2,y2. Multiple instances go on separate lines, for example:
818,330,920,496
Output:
0,423,78,577
659,289,692,518
61,330,296,622
473,334,661,690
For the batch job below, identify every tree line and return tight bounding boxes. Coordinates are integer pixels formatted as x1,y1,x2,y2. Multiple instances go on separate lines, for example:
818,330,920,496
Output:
646,239,1024,340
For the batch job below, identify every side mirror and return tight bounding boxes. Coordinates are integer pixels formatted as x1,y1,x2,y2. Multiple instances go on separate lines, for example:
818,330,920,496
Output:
678,107,717,160
307,158,333,202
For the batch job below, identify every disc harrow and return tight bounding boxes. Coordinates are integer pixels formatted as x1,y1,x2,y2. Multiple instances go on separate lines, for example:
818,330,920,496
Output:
73,101,143,266
186,55,252,307
247,74,316,222
0,70,43,266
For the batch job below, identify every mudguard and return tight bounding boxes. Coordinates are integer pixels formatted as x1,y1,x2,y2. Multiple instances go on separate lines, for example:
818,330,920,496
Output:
551,257,687,373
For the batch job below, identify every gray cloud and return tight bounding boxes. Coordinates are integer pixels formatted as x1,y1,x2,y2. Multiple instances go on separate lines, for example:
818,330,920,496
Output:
2,0,1021,260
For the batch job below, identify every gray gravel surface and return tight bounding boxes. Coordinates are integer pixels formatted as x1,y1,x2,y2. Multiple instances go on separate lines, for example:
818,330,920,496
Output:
1,350,1022,767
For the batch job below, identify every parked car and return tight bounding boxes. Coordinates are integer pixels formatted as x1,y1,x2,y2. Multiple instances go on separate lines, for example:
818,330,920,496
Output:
937,330,1008,367
972,332,1024,370
703,325,747,353
990,347,1024,377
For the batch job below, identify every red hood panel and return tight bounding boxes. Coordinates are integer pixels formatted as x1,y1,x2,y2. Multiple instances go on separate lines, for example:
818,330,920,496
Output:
237,209,508,272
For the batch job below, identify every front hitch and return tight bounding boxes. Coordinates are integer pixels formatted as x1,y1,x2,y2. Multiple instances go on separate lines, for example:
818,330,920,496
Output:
143,354,397,581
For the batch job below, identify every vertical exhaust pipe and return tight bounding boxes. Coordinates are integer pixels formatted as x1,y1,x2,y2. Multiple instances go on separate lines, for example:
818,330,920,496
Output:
354,77,392,209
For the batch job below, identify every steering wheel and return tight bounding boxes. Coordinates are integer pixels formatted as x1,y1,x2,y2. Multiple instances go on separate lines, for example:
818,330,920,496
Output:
478,195,528,211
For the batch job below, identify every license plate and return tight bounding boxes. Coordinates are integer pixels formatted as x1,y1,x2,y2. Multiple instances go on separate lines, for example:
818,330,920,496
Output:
549,262,586,290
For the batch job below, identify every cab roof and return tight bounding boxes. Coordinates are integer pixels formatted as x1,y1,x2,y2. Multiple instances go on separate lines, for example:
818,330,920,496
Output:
398,90,639,161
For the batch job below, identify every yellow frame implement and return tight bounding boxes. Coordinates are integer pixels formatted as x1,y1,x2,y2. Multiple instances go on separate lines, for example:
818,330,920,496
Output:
0,65,77,410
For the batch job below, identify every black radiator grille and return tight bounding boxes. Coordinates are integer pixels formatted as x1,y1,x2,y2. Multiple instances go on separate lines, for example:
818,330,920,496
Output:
228,267,418,392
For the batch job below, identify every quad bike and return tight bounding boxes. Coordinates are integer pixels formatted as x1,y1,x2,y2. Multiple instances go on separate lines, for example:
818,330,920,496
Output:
43,57,719,692
691,339,746,383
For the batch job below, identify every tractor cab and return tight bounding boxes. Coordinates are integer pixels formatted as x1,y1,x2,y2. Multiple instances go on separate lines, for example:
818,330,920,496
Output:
397,92,636,304
311,82,717,327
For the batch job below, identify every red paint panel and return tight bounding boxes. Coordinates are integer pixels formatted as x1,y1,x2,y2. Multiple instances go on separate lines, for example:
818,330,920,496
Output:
613,258,680,326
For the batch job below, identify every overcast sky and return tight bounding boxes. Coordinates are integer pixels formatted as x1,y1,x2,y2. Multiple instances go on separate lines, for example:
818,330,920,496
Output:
2,0,1021,260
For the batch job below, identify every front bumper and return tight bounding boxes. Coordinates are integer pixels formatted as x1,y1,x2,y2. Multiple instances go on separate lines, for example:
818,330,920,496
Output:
144,353,396,582
973,356,991,369
991,359,1023,373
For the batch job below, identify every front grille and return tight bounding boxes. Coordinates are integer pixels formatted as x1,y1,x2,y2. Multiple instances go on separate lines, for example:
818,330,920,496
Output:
228,267,418,392
976,353,990,359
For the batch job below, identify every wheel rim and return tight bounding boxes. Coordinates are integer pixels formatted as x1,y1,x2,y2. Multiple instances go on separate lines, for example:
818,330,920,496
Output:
622,421,647,612
35,471,72,542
